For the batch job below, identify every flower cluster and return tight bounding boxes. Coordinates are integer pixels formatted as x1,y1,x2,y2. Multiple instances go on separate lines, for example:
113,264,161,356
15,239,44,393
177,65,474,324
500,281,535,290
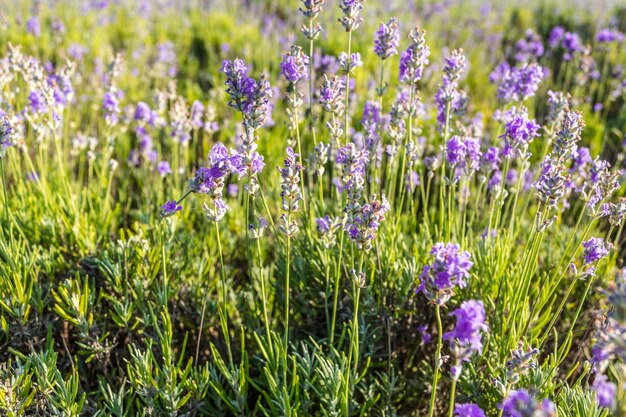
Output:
222,59,271,195
592,277,626,366
582,237,611,265
316,215,342,249
299,0,326,39
319,74,346,140
444,300,488,379
222,59,273,130
281,45,310,84
454,403,486,417
345,194,390,251
500,390,556,417
399,26,430,86
187,143,244,222
0,118,13,157
373,18,399,60
513,29,544,63
495,63,545,103
338,0,364,32
435,49,467,130
418,242,473,305
161,200,182,218
278,148,302,237
500,110,540,159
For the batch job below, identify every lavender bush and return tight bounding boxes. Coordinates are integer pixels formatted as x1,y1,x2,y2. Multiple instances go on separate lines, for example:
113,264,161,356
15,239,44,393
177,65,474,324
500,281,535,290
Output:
0,0,625,416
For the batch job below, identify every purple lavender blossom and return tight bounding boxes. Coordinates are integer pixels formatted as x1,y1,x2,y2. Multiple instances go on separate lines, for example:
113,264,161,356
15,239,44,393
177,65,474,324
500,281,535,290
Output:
0,118,13,156
28,90,47,114
191,101,204,129
398,27,430,85
454,403,486,417
26,16,41,37
444,300,488,361
562,32,583,60
374,18,400,60
513,29,544,63
417,324,432,344
157,161,172,177
597,28,625,44
501,390,556,417
482,147,500,172
446,136,466,167
592,374,616,409
548,26,566,49
582,238,610,265
418,242,473,305
496,63,545,102
338,52,362,73
345,194,390,251
103,92,121,126
161,200,182,217
281,46,310,84
338,0,364,32
500,111,540,159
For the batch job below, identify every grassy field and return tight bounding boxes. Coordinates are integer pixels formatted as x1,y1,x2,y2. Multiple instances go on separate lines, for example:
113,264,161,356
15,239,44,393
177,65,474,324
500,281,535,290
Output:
0,0,625,416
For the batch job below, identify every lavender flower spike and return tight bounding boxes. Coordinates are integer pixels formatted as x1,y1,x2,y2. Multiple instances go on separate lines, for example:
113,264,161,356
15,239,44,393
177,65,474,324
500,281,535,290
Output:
374,18,400,60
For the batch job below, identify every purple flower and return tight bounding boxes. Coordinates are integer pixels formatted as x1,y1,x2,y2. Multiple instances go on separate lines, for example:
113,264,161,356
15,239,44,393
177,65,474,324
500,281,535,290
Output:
316,215,331,234
28,90,47,114
534,156,567,209
103,91,120,126
496,63,544,102
227,183,238,197
417,324,432,344
374,18,400,60
157,161,172,177
444,300,488,359
191,101,204,128
562,32,583,60
222,59,272,129
597,28,625,44
482,147,500,172
582,238,610,265
454,403,486,417
446,136,466,167
345,194,390,251
500,111,540,159
281,46,310,84
26,16,41,37
406,170,420,192
338,0,364,32
592,374,616,409
319,74,345,114
501,390,556,417
418,242,473,305
338,52,362,73
0,118,13,156
399,27,430,85
548,26,566,49
161,200,182,217
513,29,544,63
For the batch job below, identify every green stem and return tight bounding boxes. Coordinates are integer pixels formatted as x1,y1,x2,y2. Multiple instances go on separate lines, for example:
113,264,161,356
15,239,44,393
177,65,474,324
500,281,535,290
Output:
447,376,458,417
284,225,291,385
428,304,443,417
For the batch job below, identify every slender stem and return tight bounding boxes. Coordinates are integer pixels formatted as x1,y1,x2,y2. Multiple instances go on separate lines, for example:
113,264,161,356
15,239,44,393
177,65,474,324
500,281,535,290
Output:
215,221,233,366
447,376,458,417
330,226,345,345
428,304,443,417
0,156,9,224
284,226,291,385
256,238,272,353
